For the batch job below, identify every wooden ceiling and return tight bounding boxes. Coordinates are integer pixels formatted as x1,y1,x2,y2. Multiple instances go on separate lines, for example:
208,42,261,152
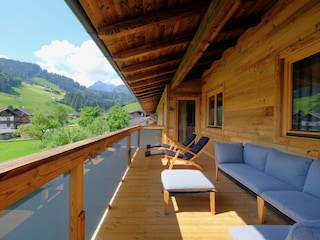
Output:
67,0,278,113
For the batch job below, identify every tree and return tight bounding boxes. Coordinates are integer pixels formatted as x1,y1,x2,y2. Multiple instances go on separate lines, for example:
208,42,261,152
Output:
17,111,61,140
40,117,109,149
106,105,131,132
41,126,91,149
78,106,102,127
53,105,68,126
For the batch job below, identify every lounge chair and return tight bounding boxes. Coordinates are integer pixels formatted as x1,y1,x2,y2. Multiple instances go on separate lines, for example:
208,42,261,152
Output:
146,133,196,150
145,136,210,170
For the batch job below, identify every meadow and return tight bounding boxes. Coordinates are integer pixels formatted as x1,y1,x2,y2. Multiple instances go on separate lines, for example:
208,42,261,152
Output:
0,81,74,112
0,139,42,162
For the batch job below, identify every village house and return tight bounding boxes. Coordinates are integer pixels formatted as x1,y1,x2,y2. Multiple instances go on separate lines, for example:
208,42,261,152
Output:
0,108,33,129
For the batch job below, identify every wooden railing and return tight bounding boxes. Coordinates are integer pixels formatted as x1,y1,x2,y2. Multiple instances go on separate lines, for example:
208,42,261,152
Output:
0,125,143,240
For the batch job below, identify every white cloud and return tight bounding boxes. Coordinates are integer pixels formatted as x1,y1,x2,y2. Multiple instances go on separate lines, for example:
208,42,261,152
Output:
0,55,9,59
34,40,124,87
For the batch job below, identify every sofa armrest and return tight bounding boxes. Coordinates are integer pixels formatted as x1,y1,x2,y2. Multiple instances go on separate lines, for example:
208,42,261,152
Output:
285,220,320,240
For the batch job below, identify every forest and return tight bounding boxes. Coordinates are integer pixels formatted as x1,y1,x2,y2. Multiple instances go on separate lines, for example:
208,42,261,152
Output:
0,58,135,111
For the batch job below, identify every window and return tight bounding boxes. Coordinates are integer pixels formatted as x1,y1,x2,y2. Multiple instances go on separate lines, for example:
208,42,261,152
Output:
282,36,320,138
208,87,223,128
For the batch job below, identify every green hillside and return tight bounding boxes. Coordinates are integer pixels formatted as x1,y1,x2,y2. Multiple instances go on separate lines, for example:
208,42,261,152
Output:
0,80,141,113
122,102,142,112
0,81,74,113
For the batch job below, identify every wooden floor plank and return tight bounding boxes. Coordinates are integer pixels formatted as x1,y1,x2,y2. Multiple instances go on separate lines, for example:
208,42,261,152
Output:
95,148,289,240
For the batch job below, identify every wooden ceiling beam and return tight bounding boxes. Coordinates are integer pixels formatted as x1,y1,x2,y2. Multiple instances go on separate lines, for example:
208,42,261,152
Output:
138,97,160,103
170,0,241,90
126,67,176,83
98,3,209,39
129,74,172,88
113,35,191,61
135,90,164,97
131,84,169,92
133,82,166,90
121,54,182,73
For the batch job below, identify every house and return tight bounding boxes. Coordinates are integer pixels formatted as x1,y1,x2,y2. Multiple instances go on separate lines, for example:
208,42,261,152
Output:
0,108,15,129
0,128,17,140
0,108,33,129
1,0,320,239
300,113,320,131
13,108,33,126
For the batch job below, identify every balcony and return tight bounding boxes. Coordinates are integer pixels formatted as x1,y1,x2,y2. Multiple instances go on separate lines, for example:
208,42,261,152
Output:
0,126,288,240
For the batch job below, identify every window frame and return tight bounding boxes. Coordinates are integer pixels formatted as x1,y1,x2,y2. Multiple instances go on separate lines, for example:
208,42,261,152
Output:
280,34,320,138
207,86,224,128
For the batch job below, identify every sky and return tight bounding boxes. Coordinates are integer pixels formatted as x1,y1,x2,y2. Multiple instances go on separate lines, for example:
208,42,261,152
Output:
0,0,123,87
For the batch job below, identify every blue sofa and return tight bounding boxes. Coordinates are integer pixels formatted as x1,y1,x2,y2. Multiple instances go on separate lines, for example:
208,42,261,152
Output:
214,142,320,224
229,220,320,240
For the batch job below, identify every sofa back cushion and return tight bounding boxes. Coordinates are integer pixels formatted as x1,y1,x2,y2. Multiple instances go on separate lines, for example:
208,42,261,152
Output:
265,149,312,190
214,142,243,164
303,160,320,198
244,144,271,171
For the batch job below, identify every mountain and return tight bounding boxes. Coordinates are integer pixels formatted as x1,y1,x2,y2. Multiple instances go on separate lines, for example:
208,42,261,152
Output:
0,58,136,111
89,80,116,92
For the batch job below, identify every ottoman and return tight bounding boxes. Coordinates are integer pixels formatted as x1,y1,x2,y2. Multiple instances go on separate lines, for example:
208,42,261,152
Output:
161,169,216,215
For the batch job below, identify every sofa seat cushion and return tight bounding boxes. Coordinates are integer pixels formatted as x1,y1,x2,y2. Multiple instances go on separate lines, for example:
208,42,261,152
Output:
265,149,312,191
244,143,271,171
229,225,290,240
261,191,320,222
219,163,296,194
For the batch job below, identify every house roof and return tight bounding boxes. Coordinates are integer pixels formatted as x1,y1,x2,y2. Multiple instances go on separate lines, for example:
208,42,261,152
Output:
13,108,34,116
66,0,277,113
0,108,15,115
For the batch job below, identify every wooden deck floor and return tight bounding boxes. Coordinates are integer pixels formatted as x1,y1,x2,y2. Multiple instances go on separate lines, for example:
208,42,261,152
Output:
95,148,289,240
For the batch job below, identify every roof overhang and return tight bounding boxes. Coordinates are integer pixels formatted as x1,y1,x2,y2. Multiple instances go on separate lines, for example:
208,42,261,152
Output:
65,0,277,113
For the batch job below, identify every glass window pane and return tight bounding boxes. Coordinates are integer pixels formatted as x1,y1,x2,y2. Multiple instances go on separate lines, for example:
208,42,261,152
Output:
209,96,215,125
217,92,223,126
292,52,320,132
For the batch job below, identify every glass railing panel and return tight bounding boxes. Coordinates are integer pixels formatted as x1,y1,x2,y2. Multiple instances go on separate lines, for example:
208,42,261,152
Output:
84,137,129,239
139,128,162,147
131,130,139,157
0,173,70,240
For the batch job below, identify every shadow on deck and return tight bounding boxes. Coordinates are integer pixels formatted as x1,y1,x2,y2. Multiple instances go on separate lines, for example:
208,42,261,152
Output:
95,148,288,240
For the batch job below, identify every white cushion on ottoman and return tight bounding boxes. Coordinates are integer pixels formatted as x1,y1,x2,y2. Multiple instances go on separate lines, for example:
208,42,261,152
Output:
161,169,215,214
161,169,215,192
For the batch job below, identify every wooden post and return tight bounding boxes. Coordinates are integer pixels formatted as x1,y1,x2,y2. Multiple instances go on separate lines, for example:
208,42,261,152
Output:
257,196,266,224
164,190,169,215
210,191,216,215
70,164,85,240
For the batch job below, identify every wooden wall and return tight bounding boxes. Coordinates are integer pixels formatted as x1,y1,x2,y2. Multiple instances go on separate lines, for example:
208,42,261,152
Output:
201,0,320,159
157,81,201,141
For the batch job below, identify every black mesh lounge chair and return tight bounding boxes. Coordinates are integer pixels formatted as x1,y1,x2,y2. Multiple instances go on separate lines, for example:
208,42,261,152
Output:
145,136,210,170
146,133,196,150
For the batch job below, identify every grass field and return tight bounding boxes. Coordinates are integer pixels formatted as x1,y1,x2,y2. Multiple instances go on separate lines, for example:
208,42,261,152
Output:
0,139,42,162
122,102,142,112
0,81,74,113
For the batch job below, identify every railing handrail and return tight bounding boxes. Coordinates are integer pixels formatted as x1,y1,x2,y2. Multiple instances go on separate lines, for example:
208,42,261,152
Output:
0,125,141,211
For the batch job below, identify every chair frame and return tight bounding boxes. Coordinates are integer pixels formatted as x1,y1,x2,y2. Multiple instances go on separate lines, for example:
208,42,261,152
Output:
166,136,210,171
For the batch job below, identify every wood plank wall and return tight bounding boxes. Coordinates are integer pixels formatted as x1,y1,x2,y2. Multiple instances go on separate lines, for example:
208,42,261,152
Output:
198,0,320,158
155,0,320,158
